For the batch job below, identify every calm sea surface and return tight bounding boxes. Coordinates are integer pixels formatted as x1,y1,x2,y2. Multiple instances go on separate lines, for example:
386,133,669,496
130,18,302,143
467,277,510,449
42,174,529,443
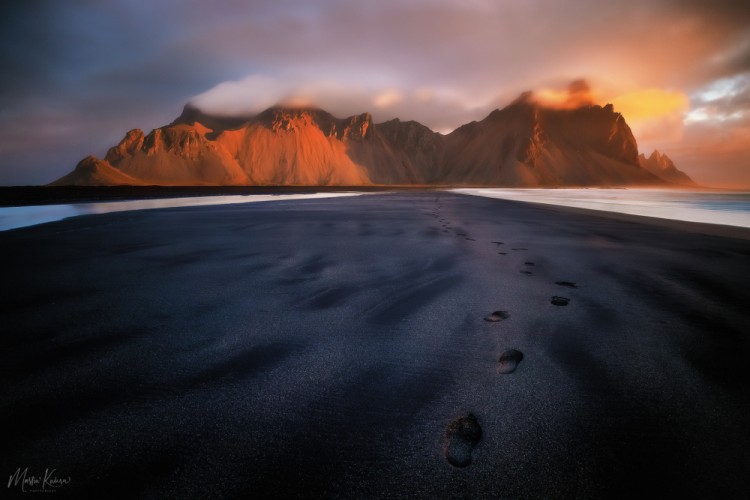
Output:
453,188,750,229
0,192,366,231
1,189,749,231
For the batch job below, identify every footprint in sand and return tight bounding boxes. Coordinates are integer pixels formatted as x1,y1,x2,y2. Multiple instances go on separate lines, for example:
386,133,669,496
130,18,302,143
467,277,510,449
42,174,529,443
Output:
445,414,482,467
484,310,510,322
491,241,504,245
465,238,475,241
512,248,528,251
520,270,533,275
498,349,524,374
555,281,577,288
524,262,535,266
551,296,570,306
498,252,507,255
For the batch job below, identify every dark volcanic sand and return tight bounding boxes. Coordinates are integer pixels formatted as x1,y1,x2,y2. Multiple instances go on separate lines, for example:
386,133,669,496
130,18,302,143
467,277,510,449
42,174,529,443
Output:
1,192,749,499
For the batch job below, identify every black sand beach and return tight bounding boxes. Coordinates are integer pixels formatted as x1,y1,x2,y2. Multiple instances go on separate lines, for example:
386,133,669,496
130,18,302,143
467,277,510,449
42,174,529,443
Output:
1,192,749,498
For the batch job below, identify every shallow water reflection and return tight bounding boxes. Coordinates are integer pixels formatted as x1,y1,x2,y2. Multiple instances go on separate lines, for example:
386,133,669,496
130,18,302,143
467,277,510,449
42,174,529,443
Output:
453,188,750,228
0,193,366,231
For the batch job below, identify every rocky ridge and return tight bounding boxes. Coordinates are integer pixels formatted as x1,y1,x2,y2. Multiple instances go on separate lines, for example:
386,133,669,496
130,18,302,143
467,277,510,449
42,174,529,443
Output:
53,91,693,187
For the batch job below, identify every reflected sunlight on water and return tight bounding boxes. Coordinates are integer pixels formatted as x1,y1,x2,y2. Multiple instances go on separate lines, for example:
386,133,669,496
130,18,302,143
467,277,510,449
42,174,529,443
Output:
452,188,750,228
0,192,366,231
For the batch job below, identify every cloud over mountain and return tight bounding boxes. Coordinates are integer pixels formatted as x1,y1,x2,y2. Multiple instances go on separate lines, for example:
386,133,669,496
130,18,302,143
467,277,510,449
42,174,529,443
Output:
1,0,748,185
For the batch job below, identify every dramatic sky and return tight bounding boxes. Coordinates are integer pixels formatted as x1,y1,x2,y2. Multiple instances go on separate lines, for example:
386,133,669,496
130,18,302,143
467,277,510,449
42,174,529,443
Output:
1,0,749,186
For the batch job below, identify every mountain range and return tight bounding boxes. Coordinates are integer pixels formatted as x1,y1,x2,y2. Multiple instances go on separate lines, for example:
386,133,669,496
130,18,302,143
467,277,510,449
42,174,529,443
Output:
52,91,694,187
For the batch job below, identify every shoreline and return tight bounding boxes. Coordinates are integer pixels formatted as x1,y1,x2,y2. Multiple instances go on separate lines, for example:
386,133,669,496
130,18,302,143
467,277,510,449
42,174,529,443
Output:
538,203,750,240
3,184,744,207
477,197,750,240
2,186,748,240
451,188,750,236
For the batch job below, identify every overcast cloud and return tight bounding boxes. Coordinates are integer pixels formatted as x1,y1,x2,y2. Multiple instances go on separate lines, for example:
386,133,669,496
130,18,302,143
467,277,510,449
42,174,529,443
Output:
1,0,748,185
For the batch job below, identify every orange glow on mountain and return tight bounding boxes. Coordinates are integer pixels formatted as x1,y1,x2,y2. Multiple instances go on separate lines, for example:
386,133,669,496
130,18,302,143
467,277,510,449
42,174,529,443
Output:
535,79,595,110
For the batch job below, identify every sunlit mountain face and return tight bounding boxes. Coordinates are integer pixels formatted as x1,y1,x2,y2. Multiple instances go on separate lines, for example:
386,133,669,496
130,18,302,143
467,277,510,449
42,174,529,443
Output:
51,84,695,188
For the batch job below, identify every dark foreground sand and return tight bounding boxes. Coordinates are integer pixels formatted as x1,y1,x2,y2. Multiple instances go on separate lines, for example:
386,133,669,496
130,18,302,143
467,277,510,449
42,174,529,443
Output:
1,192,749,499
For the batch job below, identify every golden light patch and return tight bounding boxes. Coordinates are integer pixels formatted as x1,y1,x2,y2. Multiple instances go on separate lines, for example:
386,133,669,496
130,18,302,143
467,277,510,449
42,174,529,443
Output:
611,89,688,120
535,89,596,109
536,89,571,107
535,79,596,109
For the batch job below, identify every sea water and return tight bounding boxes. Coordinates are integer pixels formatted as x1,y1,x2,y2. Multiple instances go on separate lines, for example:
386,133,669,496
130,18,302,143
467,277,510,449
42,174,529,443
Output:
0,192,366,231
452,188,750,229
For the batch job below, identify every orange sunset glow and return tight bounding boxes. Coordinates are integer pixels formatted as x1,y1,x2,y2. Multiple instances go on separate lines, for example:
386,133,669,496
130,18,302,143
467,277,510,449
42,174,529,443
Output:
1,0,748,187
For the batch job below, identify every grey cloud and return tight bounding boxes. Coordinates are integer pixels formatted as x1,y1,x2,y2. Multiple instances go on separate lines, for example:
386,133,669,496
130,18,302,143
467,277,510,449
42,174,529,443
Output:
690,72,750,115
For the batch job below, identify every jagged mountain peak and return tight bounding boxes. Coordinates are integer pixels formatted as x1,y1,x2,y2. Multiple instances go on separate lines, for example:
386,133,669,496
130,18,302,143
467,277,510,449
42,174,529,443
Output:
256,104,327,119
639,149,694,185
648,149,666,162
105,129,145,164
248,105,374,141
54,95,695,187
255,105,325,133
640,149,672,167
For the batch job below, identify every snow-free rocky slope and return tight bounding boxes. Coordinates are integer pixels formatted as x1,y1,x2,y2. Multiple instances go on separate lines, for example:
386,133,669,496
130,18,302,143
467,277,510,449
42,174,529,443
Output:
54,93,692,187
